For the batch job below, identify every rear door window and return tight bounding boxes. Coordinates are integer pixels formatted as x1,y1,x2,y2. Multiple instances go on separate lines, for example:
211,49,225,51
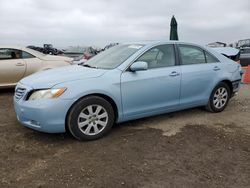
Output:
179,45,206,65
205,51,219,63
22,51,35,59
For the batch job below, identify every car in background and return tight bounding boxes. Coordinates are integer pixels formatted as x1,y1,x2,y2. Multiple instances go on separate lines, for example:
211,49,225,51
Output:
14,41,242,140
0,46,73,88
27,44,63,55
239,47,250,67
103,43,119,50
237,39,250,49
72,45,119,65
26,45,44,53
213,47,240,64
72,54,88,65
80,47,100,61
65,46,101,65
43,44,60,55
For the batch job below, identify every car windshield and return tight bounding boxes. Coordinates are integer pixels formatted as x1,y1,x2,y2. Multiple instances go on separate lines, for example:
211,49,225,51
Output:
84,44,144,69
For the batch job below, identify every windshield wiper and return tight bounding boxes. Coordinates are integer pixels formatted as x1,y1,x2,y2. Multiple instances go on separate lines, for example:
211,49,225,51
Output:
82,64,98,69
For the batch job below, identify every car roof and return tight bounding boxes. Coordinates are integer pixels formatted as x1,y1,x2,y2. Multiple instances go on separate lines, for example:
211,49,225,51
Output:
0,45,24,50
118,40,231,70
121,40,204,47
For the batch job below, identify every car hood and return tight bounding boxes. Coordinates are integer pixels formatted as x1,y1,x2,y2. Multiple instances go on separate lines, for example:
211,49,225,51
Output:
40,54,73,62
20,65,107,89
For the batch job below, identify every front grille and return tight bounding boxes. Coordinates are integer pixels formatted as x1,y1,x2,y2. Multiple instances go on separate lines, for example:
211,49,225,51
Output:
15,87,26,100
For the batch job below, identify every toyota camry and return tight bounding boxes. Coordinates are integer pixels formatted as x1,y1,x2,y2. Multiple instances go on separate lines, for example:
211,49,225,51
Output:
14,41,242,140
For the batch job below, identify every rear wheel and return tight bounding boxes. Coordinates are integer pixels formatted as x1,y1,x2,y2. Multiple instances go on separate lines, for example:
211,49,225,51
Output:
206,82,231,112
67,96,114,140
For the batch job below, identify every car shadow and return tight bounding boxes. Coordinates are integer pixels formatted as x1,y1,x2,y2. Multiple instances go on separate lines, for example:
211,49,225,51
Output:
22,107,207,144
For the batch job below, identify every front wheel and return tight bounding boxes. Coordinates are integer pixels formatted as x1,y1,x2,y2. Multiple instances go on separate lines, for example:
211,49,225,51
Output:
67,96,114,140
206,82,231,113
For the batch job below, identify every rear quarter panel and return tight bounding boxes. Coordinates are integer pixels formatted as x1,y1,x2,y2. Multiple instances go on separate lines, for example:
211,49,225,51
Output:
204,46,242,85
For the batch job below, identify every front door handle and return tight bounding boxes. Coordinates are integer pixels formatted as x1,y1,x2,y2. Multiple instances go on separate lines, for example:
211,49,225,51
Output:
169,71,180,77
15,62,25,66
213,66,220,71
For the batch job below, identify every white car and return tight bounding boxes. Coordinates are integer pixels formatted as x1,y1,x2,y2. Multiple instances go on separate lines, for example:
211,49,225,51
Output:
212,47,240,64
0,46,73,88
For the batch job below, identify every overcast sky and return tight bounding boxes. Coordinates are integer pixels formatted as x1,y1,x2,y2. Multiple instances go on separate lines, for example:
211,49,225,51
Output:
0,0,249,47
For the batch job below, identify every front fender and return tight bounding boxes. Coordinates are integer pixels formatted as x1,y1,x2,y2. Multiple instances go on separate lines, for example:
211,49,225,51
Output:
53,72,123,121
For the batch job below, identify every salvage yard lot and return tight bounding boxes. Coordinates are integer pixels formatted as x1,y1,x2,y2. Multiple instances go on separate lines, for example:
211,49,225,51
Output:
0,85,250,188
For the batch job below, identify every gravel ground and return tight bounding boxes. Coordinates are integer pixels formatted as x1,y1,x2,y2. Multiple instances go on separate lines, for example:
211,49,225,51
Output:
0,85,250,188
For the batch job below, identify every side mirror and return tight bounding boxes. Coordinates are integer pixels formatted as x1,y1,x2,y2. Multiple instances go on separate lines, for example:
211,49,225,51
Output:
130,61,148,72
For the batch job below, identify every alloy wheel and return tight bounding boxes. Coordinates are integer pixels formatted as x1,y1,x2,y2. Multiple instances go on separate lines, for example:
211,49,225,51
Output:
213,87,228,109
77,105,108,136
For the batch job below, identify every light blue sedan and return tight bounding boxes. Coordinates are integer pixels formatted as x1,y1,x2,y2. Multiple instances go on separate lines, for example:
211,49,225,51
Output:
14,41,242,140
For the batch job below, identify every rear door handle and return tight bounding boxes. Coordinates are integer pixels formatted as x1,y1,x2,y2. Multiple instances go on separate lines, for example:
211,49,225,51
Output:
15,62,25,66
169,71,180,77
213,66,220,71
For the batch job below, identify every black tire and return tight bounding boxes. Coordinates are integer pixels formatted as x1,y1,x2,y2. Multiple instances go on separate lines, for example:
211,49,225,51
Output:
67,96,114,141
206,82,231,113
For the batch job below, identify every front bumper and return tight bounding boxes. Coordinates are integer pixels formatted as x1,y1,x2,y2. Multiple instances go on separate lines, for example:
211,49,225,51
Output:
14,87,75,133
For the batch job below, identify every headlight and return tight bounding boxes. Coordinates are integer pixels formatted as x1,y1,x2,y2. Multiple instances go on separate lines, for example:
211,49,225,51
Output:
28,88,66,100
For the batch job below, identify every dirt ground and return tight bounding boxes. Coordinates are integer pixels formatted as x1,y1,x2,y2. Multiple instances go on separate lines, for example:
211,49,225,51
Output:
0,85,250,188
